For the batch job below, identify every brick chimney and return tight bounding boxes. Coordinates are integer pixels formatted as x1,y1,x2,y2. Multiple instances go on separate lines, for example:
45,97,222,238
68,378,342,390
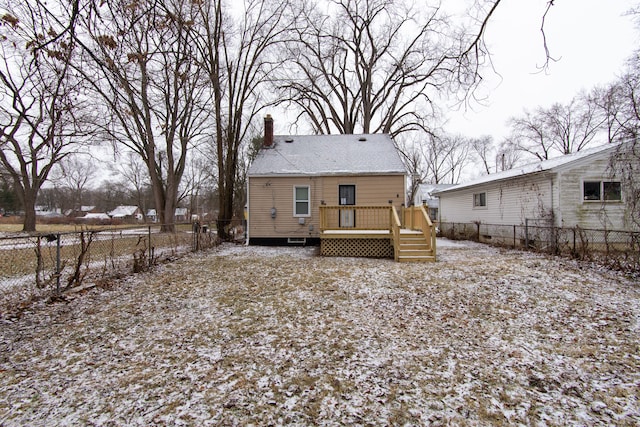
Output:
264,114,274,148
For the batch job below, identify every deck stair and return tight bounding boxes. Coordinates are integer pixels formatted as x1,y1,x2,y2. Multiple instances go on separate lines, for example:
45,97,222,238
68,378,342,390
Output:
396,230,435,263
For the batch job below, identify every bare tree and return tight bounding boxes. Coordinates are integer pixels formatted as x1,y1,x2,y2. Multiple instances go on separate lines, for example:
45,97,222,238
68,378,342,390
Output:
543,95,604,154
507,109,556,161
395,140,430,205
52,155,96,211
419,132,473,184
195,0,294,239
181,154,214,221
110,151,152,221
443,134,473,184
277,0,503,136
0,0,84,231
495,138,521,172
607,53,640,229
469,135,495,175
507,94,604,162
78,0,212,231
590,83,631,144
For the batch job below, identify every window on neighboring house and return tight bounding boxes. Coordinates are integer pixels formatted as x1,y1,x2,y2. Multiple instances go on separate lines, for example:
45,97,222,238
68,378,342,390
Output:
294,186,310,216
473,192,487,208
429,208,438,221
583,181,621,202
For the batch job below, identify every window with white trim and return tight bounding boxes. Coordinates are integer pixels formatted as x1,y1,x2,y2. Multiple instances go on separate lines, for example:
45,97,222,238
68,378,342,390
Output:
294,185,310,216
583,181,621,202
473,192,487,208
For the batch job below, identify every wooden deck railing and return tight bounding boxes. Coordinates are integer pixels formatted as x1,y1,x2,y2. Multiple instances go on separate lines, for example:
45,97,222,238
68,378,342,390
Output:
319,206,392,231
391,206,402,261
403,205,436,251
320,204,435,254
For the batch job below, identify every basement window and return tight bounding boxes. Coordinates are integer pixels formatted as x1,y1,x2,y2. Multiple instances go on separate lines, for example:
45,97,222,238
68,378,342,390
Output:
583,181,621,202
294,185,311,217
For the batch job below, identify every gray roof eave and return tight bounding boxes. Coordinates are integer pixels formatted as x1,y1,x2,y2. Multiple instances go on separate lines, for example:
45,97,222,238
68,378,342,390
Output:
433,170,555,195
248,171,406,178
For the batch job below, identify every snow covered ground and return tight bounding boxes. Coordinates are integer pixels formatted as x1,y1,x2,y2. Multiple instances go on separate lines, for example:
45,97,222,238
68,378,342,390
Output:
0,239,638,426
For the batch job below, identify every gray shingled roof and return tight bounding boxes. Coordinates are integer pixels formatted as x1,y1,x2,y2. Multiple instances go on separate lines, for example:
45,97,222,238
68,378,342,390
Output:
434,143,620,194
247,134,406,176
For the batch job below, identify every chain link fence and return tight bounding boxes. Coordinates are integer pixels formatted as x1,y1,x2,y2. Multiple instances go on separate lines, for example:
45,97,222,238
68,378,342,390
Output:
439,222,640,274
0,223,220,317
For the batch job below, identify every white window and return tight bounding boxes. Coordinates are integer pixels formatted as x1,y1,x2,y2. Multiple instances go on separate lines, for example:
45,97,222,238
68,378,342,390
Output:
473,192,487,208
583,181,621,202
294,186,310,217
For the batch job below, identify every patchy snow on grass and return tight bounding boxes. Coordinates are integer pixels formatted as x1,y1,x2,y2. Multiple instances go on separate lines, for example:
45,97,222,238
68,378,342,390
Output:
0,239,639,426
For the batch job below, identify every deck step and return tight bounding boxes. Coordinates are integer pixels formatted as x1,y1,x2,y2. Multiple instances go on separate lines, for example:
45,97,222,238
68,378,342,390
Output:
396,234,435,262
398,249,433,257
397,255,436,263
399,243,430,249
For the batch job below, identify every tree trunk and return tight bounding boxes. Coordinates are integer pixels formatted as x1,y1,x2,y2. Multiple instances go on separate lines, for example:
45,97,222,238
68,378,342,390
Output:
22,190,37,232
162,186,177,232
217,189,231,240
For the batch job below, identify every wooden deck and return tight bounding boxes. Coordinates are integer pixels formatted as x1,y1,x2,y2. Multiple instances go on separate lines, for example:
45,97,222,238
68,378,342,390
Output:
319,205,436,262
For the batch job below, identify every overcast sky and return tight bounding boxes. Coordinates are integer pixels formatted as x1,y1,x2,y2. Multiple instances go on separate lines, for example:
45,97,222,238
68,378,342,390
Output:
446,0,639,142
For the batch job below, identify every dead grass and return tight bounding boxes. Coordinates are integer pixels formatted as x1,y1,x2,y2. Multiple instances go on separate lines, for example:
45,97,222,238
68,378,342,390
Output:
0,242,638,425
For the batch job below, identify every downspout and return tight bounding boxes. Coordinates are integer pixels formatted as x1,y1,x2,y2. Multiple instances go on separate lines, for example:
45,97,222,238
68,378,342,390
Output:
550,175,555,226
245,176,250,245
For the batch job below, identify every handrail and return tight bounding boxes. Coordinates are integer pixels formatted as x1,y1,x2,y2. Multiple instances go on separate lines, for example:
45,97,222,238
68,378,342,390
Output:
391,206,402,261
417,205,436,252
401,205,436,252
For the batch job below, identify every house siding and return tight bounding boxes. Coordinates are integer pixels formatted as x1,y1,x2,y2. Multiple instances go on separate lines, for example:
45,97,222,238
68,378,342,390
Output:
439,173,553,225
248,175,405,240
438,144,640,232
319,175,405,207
556,156,629,230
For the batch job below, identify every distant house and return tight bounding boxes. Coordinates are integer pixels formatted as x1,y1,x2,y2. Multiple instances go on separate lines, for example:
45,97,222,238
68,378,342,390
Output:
35,209,63,218
65,205,99,218
108,205,143,221
247,116,408,246
413,183,456,221
82,212,110,221
433,143,639,231
175,208,188,222
146,208,189,223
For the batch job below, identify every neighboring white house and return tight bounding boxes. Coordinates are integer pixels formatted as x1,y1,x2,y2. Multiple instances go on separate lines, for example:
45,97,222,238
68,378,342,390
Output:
433,143,639,231
82,212,110,221
413,183,456,221
146,208,189,223
108,205,143,221
175,208,188,222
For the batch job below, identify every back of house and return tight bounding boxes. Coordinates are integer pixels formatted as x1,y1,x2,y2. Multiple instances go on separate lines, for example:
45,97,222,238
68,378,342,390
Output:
247,117,407,245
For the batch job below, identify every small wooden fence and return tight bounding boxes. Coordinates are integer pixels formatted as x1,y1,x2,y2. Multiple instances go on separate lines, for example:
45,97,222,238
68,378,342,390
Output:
319,205,392,231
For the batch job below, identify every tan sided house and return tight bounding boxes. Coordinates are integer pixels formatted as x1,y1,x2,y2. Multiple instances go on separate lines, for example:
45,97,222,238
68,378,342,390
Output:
246,116,437,262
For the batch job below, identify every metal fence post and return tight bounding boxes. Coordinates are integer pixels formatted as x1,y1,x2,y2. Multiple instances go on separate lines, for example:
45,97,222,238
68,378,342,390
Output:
148,226,152,267
56,234,61,294
525,219,529,249
513,225,516,248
